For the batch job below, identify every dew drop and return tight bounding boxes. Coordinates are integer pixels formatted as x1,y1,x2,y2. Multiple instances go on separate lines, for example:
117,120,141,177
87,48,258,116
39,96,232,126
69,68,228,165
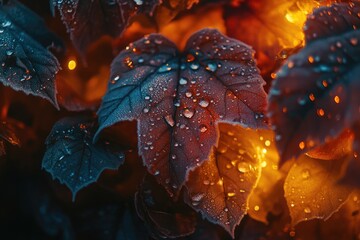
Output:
237,162,249,173
183,108,194,118
203,180,210,185
143,108,149,113
199,99,209,108
190,62,200,70
199,124,208,133
158,64,172,73
206,62,217,72
191,193,205,202
302,169,310,180
164,115,175,127
227,192,236,197
179,77,188,85
350,38,358,46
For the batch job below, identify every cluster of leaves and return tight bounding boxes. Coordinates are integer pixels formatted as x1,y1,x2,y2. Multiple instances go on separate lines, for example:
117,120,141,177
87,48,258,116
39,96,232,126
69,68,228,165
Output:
1,0,360,239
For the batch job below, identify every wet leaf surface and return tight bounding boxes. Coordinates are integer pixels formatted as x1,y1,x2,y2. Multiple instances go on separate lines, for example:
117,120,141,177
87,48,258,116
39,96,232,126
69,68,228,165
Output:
284,154,352,225
0,0,61,107
42,116,125,199
53,0,160,55
96,28,267,196
184,123,265,236
268,2,360,163
246,130,284,224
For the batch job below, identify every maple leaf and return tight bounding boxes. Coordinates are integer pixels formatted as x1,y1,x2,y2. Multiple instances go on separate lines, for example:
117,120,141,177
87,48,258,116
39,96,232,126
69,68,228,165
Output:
184,123,265,236
95,28,267,196
0,0,61,108
42,116,125,199
52,0,160,55
284,154,352,225
268,2,360,163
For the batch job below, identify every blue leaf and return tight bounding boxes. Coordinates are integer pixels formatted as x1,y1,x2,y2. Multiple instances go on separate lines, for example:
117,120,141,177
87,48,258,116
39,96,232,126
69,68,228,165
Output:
0,0,61,108
268,2,360,163
42,116,125,200
95,28,267,196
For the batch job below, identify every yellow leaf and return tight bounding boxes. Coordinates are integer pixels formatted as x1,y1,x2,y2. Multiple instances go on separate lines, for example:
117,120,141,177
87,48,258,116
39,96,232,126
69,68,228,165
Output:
284,154,352,225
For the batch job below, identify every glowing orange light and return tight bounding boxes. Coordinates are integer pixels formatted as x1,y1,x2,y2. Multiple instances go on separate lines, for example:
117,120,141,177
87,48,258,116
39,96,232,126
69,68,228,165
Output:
68,60,77,70
317,108,325,117
334,95,340,104
299,141,305,150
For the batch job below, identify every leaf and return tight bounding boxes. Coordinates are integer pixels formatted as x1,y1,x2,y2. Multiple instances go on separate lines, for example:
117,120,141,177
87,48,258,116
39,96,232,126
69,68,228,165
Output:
268,2,360,163
0,0,61,108
53,0,160,55
246,130,284,224
184,123,264,236
0,120,21,147
135,175,197,239
155,0,201,29
224,0,321,72
42,116,125,199
339,123,360,187
95,28,267,196
284,154,352,225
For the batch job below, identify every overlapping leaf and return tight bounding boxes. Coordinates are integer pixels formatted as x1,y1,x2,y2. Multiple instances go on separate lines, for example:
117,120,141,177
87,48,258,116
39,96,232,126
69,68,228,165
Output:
0,0,61,107
284,154,352,225
184,123,268,236
52,0,160,55
246,131,284,224
95,29,267,196
268,2,360,163
42,116,125,199
135,175,197,239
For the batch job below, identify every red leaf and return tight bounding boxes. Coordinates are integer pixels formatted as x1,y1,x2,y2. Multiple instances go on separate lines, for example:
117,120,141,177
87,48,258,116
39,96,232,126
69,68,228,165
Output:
53,0,160,55
184,123,265,236
95,29,267,196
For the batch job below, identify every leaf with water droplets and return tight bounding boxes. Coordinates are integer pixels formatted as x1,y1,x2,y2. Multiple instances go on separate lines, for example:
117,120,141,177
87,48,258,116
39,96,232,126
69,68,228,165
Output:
246,130,285,224
0,0,61,107
184,123,262,236
42,116,125,199
284,154,352,225
52,0,160,55
95,29,267,196
268,2,360,164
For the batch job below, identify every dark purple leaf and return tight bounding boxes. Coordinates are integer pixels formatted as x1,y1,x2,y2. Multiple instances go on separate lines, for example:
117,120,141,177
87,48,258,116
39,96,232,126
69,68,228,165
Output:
95,28,267,196
184,123,263,236
0,0,60,108
135,175,197,239
52,0,160,55
268,2,360,163
42,116,125,199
